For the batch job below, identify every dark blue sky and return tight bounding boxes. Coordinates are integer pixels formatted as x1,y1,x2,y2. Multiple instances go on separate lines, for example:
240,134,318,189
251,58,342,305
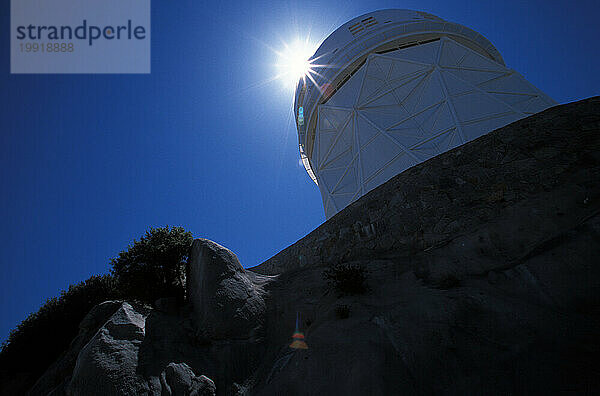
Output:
1,0,598,342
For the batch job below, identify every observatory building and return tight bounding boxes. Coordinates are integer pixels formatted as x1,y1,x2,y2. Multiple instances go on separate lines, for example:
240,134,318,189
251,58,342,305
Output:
294,9,555,219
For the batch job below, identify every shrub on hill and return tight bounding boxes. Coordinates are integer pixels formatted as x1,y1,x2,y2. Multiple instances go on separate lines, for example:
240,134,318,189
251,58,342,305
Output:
324,263,369,296
110,226,193,303
0,274,118,382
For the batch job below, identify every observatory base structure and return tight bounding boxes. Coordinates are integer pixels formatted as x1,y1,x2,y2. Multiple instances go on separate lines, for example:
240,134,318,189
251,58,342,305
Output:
294,10,556,219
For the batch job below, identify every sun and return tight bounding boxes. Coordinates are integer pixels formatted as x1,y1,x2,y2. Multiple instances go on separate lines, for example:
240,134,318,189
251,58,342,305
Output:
275,39,317,89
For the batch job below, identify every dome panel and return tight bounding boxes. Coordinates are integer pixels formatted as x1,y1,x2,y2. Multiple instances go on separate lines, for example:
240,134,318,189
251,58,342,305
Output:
414,72,446,109
359,133,400,181
318,107,352,131
319,167,345,194
452,91,516,123
445,67,507,86
332,165,359,195
360,106,410,131
430,103,455,133
316,130,337,167
439,39,466,67
490,92,540,107
321,147,354,171
320,115,355,165
417,102,447,134
400,72,433,113
362,74,424,108
386,127,424,149
326,67,366,107
442,71,475,97
356,115,381,147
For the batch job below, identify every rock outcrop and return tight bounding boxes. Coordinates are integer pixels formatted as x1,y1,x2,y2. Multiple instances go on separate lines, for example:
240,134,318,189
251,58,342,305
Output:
27,301,123,395
160,363,216,396
12,97,600,395
30,301,217,396
26,241,270,395
187,239,269,341
65,302,150,395
250,217,599,394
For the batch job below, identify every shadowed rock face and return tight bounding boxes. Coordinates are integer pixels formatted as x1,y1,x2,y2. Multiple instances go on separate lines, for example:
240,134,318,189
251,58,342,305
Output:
247,97,600,395
34,302,218,396
160,363,216,396
251,214,599,394
187,239,269,341
27,301,123,396
22,97,600,395
66,302,150,396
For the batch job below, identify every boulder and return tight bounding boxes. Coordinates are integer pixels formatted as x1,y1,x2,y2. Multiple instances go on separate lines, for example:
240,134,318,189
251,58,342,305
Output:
28,301,123,396
187,239,268,340
160,362,216,396
65,302,151,395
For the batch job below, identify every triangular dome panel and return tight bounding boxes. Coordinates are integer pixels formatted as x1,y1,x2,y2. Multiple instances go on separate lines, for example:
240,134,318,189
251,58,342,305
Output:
412,72,445,111
357,75,388,105
360,134,403,181
317,131,338,167
355,115,381,148
438,39,467,67
401,72,433,113
430,102,455,134
444,67,507,87
364,153,414,191
412,102,445,133
518,95,555,114
321,147,354,171
362,73,425,108
440,69,474,97
412,127,461,156
332,165,359,195
490,92,539,107
319,107,351,131
386,127,423,149
327,67,366,107
385,59,432,85
318,167,344,195
323,119,355,165
451,91,517,124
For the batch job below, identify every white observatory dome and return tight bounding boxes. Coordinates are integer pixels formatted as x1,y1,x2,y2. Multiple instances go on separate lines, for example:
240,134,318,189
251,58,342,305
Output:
294,9,555,219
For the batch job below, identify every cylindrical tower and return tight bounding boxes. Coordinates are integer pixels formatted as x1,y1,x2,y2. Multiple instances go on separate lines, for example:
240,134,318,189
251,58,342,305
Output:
294,9,555,219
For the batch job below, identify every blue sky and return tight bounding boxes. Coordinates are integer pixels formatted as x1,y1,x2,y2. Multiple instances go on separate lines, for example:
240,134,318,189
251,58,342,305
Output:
1,0,598,342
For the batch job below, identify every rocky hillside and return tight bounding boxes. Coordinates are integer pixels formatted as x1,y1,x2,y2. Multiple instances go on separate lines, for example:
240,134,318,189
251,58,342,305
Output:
5,97,600,395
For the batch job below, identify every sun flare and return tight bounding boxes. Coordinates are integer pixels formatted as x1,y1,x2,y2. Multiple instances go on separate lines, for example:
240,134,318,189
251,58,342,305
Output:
275,39,317,89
